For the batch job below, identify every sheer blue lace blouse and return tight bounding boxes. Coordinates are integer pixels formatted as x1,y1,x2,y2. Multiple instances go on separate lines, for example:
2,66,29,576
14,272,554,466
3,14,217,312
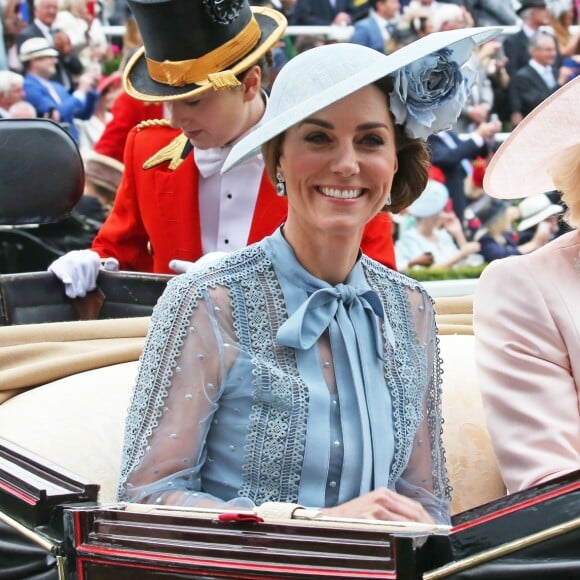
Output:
118,228,450,523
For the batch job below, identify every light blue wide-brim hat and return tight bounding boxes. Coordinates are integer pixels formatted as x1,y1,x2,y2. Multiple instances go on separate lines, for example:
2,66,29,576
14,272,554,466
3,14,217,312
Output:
407,179,450,218
222,26,504,173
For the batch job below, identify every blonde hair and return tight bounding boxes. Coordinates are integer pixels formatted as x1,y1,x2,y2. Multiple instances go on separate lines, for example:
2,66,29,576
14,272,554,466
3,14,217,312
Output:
550,143,580,228
68,0,90,18
487,210,513,241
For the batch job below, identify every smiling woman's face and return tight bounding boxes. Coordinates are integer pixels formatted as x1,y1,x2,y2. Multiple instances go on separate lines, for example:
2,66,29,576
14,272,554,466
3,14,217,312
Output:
278,84,398,242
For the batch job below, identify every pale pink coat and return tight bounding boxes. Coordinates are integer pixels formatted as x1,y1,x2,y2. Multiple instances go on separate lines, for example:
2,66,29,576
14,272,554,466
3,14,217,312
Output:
474,230,580,493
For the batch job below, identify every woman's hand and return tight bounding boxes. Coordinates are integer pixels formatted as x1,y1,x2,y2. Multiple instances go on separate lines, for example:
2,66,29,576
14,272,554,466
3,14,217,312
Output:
320,488,434,523
441,211,463,237
408,252,434,268
459,241,481,258
531,221,553,246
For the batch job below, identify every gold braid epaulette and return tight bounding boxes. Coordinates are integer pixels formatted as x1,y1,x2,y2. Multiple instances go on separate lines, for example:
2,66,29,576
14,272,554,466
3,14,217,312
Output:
136,118,171,131
142,131,190,171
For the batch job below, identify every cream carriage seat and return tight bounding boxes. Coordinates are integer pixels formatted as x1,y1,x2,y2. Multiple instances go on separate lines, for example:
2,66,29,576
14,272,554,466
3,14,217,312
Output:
0,297,507,513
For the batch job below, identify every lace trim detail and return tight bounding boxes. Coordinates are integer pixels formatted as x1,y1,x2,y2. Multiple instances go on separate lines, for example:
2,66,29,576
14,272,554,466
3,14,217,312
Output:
431,333,451,499
232,253,307,504
119,247,449,503
118,273,204,499
362,257,450,501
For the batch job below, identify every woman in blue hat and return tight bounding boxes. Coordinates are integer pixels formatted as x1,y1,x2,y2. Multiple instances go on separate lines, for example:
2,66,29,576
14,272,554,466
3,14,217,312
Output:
118,27,503,525
395,178,482,271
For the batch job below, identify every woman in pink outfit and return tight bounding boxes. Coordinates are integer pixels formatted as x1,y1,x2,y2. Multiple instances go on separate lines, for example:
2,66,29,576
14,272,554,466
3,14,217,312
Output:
474,75,580,493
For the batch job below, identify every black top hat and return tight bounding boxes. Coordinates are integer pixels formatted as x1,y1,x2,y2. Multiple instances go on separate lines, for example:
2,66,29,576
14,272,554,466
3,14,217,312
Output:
516,0,547,15
123,0,287,102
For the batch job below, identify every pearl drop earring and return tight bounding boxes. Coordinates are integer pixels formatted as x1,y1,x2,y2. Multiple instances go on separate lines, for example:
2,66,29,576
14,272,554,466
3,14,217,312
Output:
276,171,286,197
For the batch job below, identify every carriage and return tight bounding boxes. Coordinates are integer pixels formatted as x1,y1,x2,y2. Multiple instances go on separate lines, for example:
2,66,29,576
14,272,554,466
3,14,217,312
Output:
0,119,578,579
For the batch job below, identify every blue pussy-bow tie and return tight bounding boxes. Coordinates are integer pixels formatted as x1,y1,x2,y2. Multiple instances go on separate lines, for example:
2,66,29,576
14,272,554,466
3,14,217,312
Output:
277,284,394,357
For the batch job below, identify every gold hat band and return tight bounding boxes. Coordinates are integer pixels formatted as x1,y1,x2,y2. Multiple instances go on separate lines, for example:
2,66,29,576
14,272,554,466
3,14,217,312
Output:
145,17,261,88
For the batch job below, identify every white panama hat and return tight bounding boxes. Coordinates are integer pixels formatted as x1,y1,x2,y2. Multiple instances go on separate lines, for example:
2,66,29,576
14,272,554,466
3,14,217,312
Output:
19,38,58,62
484,74,580,199
517,193,563,231
222,26,504,173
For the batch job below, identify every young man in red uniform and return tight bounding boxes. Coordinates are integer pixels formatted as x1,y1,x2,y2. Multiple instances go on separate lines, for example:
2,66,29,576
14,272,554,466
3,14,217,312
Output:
49,0,397,298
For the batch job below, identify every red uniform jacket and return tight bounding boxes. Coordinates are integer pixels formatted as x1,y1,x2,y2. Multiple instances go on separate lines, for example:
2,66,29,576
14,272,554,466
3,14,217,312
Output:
91,123,397,273
93,91,165,163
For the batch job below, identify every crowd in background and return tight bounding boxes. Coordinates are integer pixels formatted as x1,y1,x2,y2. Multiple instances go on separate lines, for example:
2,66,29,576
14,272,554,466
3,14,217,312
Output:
0,0,579,272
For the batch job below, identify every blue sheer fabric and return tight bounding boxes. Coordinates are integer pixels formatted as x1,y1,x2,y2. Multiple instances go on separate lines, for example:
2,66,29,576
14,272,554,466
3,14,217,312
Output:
118,228,450,523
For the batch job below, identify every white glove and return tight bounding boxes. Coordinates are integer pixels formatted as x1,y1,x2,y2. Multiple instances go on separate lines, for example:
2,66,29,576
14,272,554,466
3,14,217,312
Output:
169,252,227,274
48,249,119,299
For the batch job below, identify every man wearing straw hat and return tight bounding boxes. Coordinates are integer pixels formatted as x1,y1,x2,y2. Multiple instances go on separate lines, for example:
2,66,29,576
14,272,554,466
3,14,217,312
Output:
48,0,398,299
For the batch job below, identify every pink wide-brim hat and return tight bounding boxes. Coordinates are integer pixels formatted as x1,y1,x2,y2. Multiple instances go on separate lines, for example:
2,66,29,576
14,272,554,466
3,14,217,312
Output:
483,75,580,199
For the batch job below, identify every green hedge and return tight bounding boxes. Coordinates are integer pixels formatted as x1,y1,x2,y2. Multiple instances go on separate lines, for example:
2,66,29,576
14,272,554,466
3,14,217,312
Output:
103,56,122,76
403,263,488,282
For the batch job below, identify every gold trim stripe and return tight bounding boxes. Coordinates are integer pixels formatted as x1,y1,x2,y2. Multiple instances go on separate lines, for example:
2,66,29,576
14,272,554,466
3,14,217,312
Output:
424,517,580,580
56,556,67,580
143,133,189,171
122,8,287,102
0,509,56,552
146,18,261,87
